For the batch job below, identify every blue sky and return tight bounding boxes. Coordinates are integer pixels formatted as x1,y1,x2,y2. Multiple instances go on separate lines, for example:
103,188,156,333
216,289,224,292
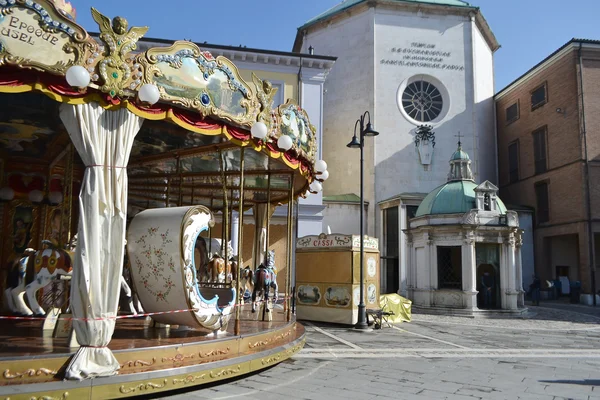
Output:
73,0,599,92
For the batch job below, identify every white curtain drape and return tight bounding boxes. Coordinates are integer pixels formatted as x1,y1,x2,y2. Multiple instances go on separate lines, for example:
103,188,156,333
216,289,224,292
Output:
59,102,143,380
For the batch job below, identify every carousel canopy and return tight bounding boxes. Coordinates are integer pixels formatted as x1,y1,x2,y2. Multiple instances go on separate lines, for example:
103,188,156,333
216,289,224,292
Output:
0,0,328,210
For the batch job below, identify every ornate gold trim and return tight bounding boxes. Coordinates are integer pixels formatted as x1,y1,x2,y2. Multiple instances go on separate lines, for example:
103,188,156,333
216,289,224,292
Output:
118,379,167,394
119,357,156,369
3,368,57,379
172,373,206,386
161,353,194,367
248,327,293,349
198,347,230,358
209,365,241,379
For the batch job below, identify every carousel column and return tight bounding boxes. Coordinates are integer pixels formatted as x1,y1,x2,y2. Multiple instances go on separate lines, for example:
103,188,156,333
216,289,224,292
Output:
59,102,144,380
285,174,295,321
231,213,240,256
461,231,477,310
234,148,245,335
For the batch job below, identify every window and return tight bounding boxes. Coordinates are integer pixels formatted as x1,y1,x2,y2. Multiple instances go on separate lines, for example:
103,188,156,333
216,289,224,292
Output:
533,127,547,174
506,102,519,124
406,205,419,219
401,79,443,122
508,141,519,183
437,246,462,290
535,182,550,224
531,83,547,110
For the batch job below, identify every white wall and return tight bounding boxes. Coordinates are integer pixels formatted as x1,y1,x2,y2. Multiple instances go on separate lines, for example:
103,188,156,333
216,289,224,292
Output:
301,9,377,237
471,20,497,185
322,203,363,236
373,9,475,203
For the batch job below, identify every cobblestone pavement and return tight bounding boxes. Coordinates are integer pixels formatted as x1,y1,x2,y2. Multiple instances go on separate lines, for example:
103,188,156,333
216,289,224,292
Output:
159,304,600,400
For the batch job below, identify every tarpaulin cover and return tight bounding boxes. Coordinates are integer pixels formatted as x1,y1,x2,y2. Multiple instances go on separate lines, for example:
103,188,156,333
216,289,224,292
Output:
379,293,412,323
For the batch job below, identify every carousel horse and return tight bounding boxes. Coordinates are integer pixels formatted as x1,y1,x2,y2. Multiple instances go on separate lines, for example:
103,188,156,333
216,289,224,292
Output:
14,239,73,316
251,250,278,313
206,254,237,283
195,237,234,283
238,265,254,301
4,248,36,314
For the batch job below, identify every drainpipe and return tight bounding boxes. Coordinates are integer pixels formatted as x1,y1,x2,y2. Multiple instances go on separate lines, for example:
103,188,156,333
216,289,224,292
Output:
578,42,596,305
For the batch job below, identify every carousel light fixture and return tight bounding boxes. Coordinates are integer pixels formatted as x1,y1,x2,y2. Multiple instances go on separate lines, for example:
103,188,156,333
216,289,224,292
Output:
65,65,91,88
48,191,63,205
28,190,44,204
316,169,329,182
277,135,293,151
138,84,161,105
315,159,328,173
309,180,322,193
0,187,14,201
251,121,268,140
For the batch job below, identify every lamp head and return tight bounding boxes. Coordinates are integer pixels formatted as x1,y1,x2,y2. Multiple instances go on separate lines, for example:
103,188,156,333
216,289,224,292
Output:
347,135,361,149
363,122,379,137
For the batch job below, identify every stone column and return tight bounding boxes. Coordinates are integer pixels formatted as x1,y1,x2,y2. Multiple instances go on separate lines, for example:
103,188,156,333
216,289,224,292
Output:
516,233,525,307
462,230,478,310
503,232,519,310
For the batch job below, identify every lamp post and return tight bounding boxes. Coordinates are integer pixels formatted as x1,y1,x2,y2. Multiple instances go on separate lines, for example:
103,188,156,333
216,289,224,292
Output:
347,111,379,329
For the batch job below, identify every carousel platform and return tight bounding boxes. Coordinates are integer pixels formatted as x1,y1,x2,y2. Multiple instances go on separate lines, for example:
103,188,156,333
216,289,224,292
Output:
0,306,304,399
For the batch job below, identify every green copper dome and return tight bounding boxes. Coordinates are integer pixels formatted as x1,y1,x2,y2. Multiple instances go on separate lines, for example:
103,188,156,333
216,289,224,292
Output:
451,147,470,161
415,181,507,217
415,142,507,217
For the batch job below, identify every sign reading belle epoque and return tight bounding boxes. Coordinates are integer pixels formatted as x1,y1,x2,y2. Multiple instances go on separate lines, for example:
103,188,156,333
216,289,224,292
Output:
0,2,88,72
380,41,464,72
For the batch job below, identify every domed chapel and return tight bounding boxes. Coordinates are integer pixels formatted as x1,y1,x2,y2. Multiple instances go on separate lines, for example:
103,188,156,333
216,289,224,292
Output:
406,142,525,314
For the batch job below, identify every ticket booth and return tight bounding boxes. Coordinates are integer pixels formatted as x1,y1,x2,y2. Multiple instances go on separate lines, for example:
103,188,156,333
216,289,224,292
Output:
295,233,380,325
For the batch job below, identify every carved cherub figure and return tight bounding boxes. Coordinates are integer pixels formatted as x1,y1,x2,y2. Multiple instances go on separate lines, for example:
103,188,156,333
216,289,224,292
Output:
252,73,278,123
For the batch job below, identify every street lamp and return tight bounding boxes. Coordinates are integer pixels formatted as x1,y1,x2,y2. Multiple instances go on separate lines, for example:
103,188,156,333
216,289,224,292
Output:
347,111,379,330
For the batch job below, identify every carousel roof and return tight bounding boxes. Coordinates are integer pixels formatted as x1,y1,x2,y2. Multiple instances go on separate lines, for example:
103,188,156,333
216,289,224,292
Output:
0,1,330,211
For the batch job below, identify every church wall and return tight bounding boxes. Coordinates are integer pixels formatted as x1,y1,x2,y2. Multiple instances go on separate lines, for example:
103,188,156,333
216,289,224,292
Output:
300,9,376,237
471,21,497,185
373,8,476,203
322,202,363,236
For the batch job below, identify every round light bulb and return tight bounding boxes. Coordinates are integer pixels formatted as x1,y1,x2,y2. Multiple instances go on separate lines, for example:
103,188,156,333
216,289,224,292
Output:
251,121,268,139
65,65,91,88
138,83,161,105
309,181,322,193
48,191,63,205
317,170,329,182
28,190,44,203
277,135,293,151
315,159,328,173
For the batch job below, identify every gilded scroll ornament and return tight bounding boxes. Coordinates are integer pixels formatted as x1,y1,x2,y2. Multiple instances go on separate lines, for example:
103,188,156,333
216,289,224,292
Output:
248,328,293,349
90,7,148,98
119,379,167,394
172,374,206,385
119,357,156,369
161,352,195,366
198,347,230,358
3,367,57,379
28,393,69,400
208,365,241,379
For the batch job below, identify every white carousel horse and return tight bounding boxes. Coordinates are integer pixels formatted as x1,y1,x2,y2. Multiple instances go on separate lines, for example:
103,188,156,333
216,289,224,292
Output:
251,250,278,313
4,248,36,314
12,240,73,316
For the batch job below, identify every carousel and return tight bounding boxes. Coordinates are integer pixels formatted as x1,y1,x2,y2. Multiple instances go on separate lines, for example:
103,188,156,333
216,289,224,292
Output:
0,1,329,398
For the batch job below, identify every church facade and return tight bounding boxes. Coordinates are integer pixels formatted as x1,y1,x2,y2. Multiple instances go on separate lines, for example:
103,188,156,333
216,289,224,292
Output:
294,0,500,294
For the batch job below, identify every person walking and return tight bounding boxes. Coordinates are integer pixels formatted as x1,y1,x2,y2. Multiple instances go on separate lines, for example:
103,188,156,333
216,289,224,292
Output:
531,275,541,306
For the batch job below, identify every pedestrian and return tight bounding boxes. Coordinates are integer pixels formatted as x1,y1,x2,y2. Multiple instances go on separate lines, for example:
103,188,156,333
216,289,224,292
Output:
531,274,541,306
